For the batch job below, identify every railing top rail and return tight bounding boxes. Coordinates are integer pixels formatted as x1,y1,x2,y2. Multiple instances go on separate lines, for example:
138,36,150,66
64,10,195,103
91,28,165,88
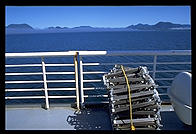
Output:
5,50,191,58
104,50,191,56
5,51,77,58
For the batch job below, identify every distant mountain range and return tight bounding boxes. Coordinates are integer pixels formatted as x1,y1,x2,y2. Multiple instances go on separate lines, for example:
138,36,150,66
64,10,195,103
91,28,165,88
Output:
6,22,191,34
7,24,34,29
126,22,190,30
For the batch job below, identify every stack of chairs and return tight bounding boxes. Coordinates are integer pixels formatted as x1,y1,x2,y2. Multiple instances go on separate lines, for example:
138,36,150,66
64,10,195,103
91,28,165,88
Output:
103,65,162,130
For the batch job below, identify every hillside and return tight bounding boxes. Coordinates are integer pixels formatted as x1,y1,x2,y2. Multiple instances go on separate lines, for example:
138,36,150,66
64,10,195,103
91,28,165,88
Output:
126,22,190,30
6,22,191,34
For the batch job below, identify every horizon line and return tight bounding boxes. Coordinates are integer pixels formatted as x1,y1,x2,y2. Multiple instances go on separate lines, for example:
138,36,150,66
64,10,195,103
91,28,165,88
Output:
6,21,191,29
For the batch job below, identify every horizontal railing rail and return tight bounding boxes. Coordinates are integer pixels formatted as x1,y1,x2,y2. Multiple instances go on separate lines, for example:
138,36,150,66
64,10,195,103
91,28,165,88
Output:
5,50,191,57
5,50,191,109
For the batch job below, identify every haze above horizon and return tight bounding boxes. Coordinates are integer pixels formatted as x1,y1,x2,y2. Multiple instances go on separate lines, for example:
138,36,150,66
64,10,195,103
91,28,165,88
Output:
6,6,190,29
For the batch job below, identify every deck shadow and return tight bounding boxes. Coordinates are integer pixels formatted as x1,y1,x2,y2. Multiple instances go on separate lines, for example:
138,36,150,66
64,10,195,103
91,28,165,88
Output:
66,108,112,130
160,111,192,130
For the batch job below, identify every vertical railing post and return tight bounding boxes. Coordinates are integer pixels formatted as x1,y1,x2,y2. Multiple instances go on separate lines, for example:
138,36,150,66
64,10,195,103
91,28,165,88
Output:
74,52,80,110
79,56,84,106
153,55,157,80
41,57,49,109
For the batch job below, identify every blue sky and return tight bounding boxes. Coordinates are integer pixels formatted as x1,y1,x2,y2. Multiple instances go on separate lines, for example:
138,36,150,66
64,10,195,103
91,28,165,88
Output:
6,6,190,29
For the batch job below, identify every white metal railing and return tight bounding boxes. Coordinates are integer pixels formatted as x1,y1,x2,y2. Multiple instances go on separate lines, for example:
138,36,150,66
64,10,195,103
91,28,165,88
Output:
5,50,191,109
5,52,78,109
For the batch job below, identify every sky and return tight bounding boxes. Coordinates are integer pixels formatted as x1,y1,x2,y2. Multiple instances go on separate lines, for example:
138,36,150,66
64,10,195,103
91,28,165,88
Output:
5,6,191,29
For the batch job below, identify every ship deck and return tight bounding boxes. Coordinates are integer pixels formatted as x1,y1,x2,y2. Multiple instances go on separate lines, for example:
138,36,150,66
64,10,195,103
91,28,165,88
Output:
5,50,192,130
5,104,192,130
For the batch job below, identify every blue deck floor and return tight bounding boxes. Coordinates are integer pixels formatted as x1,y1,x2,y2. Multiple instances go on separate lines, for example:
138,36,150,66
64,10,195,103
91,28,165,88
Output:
6,105,112,130
5,104,192,130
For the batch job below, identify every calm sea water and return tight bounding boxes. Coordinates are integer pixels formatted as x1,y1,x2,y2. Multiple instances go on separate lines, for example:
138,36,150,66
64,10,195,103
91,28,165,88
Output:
5,31,191,104
6,31,191,52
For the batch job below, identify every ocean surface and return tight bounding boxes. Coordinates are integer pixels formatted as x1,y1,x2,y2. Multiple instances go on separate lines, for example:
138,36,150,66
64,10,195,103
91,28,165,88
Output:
6,31,191,52
5,31,191,104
